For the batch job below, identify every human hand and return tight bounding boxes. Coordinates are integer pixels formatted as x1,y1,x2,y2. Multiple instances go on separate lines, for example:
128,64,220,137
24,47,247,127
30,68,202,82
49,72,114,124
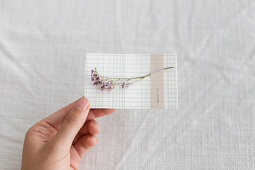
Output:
21,97,115,170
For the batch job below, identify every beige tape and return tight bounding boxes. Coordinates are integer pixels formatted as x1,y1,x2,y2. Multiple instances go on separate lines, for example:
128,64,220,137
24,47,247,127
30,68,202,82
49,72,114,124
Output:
150,54,165,109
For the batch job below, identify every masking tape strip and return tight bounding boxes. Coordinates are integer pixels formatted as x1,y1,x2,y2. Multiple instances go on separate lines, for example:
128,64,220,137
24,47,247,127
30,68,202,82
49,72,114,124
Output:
150,54,165,109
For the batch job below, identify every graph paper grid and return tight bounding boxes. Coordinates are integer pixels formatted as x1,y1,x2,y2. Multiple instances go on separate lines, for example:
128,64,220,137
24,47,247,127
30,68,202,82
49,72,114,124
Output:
84,53,178,109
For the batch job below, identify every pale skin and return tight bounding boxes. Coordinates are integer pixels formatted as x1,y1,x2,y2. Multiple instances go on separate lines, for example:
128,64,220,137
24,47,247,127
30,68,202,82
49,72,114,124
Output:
21,97,116,170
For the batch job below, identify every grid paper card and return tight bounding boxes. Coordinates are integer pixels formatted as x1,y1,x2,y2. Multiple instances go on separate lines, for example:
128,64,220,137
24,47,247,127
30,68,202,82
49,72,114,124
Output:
84,54,178,109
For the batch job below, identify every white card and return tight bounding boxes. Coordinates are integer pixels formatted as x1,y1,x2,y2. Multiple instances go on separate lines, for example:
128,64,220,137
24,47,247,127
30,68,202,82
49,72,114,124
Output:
84,53,178,109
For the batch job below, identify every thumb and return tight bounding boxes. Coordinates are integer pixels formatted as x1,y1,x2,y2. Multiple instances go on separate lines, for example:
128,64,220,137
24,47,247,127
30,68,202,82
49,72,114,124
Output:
52,97,90,147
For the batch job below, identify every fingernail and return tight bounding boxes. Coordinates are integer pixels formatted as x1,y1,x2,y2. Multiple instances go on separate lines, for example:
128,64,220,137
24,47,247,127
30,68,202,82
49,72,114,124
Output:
76,97,89,111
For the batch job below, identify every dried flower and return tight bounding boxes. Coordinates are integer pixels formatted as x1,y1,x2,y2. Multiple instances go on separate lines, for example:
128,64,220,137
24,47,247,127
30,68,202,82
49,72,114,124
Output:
121,82,130,88
91,66,174,91
91,68,116,91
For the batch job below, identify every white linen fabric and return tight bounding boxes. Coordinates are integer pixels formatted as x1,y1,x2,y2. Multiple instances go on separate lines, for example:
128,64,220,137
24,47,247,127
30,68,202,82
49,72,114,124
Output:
0,0,255,170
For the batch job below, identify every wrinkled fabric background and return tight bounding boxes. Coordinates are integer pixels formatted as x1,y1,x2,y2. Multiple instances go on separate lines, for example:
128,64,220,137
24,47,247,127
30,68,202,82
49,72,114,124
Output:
0,0,255,170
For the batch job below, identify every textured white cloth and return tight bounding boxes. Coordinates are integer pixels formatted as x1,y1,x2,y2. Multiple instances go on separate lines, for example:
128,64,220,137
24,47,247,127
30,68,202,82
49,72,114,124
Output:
0,0,255,170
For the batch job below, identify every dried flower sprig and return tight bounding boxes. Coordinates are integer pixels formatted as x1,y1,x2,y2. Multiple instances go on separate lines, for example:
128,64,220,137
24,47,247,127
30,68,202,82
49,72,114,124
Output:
91,66,174,91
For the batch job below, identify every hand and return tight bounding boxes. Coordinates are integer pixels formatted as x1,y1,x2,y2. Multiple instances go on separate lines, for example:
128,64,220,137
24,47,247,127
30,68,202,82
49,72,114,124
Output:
21,97,115,170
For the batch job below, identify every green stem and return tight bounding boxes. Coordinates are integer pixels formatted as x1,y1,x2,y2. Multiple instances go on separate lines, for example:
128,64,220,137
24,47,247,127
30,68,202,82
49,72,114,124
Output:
110,66,174,80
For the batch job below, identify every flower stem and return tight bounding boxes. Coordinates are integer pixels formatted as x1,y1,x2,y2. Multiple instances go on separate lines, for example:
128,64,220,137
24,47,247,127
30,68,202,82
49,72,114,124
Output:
110,66,174,80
